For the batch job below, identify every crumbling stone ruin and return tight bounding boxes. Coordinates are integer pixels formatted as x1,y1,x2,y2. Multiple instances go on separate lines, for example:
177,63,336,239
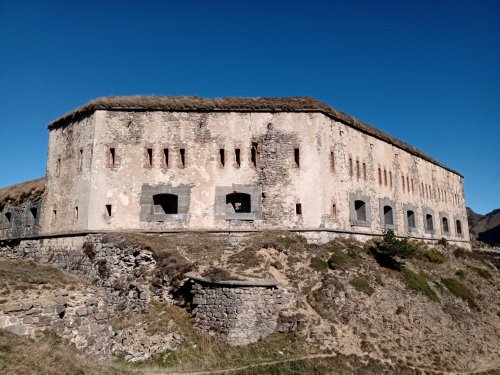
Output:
0,96,469,247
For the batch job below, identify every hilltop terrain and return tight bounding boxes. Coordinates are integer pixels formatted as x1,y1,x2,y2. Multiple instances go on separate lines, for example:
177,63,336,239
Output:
1,232,499,374
467,207,500,247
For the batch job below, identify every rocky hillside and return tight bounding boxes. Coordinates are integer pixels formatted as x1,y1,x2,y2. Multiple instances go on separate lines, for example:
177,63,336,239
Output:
1,232,499,374
467,207,500,247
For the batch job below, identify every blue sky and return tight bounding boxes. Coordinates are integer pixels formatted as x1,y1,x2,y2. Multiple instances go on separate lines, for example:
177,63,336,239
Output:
0,0,498,214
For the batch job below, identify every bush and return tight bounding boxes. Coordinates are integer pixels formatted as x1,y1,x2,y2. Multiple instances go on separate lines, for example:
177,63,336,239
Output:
371,230,416,270
467,265,492,279
82,242,96,259
202,267,232,282
441,277,478,310
327,248,359,271
403,268,439,302
309,256,328,273
438,237,448,247
349,276,375,296
423,249,445,263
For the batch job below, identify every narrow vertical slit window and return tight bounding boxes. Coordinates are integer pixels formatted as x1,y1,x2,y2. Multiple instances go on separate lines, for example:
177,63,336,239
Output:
402,175,405,192
163,148,169,167
356,160,360,179
74,207,79,222
330,151,335,172
106,205,112,217
383,169,388,186
332,204,337,216
411,179,414,194
109,148,116,167
378,167,382,185
295,203,302,215
78,149,83,171
235,148,241,167
219,149,225,167
56,158,61,176
52,210,57,223
363,162,367,181
406,177,410,194
349,157,353,176
389,171,393,188
294,148,300,167
180,148,186,168
146,148,153,167
251,142,258,167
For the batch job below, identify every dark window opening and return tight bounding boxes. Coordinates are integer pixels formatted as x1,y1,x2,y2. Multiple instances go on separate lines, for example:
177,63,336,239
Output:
389,171,393,188
294,148,300,167
442,217,449,232
356,160,360,179
363,162,367,180
332,204,337,216
163,148,169,167
349,157,353,176
235,148,241,167
456,220,462,234
109,148,116,166
330,151,335,172
219,149,225,167
106,205,112,217
153,194,178,214
30,207,37,220
180,148,186,168
426,214,434,231
251,143,258,167
53,210,57,223
383,205,393,225
402,175,405,192
411,179,414,194
226,192,251,213
146,148,153,167
74,207,79,221
407,210,416,228
406,177,410,194
56,158,61,176
5,212,11,223
378,168,382,185
384,169,388,186
354,200,367,221
78,149,83,170
296,203,302,215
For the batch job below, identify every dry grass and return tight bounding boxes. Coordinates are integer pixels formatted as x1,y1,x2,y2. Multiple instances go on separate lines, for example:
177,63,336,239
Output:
0,177,45,206
0,329,136,375
0,259,81,295
48,96,457,175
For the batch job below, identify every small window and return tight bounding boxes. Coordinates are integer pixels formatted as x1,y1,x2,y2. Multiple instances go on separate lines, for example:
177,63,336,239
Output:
402,175,405,192
383,169,387,186
442,217,449,232
30,207,37,220
78,149,83,171
389,171,393,188
251,142,258,167
411,179,414,194
296,203,302,215
226,192,251,213
406,177,410,194
426,214,434,231
383,205,393,225
294,148,300,167
163,148,169,167
74,207,79,222
332,204,337,216
363,162,367,180
235,148,241,167
146,147,153,167
5,212,11,223
354,200,366,221
180,148,186,168
355,160,360,179
330,151,335,172
106,205,112,217
109,148,116,167
349,157,353,176
456,220,462,234
52,210,57,223
153,194,178,214
219,149,225,167
407,210,416,229
378,168,382,185
56,158,61,176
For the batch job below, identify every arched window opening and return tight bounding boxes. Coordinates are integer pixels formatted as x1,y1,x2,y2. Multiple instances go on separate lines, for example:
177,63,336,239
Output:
355,200,366,222
456,220,462,234
426,214,434,231
442,217,449,232
153,194,179,214
383,205,393,225
226,192,251,213
407,210,416,229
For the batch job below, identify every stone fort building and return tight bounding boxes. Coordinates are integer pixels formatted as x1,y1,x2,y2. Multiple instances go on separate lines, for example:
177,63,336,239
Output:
0,96,469,246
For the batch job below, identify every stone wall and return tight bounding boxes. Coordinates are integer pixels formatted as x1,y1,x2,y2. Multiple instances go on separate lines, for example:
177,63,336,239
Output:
188,274,300,345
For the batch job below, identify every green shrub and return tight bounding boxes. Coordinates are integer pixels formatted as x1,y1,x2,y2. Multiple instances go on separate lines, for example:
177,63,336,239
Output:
466,265,492,279
371,230,416,270
441,277,478,310
403,268,439,302
349,277,375,296
437,237,448,247
309,256,328,273
327,248,359,271
424,250,445,263
453,247,467,258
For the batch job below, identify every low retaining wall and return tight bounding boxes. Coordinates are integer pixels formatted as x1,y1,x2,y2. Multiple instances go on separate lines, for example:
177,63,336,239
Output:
188,273,300,345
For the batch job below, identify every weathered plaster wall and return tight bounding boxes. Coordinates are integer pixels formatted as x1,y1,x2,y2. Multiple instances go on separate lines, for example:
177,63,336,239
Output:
0,200,41,239
38,109,468,245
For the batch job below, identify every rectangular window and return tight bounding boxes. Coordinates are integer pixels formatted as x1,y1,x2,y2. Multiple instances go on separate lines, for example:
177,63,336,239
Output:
56,158,61,176
402,175,405,192
74,207,79,222
78,149,83,171
383,169,387,186
356,160,360,179
389,171,393,188
363,162,367,180
330,151,335,172
52,210,57,224
294,148,300,167
235,148,241,167
349,157,353,176
406,177,410,194
378,168,382,185
332,204,337,216
295,203,302,215
219,148,225,167
30,207,37,220
106,204,112,217
146,147,153,167
109,148,116,167
251,143,258,167
180,148,186,168
411,179,414,194
163,148,169,167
